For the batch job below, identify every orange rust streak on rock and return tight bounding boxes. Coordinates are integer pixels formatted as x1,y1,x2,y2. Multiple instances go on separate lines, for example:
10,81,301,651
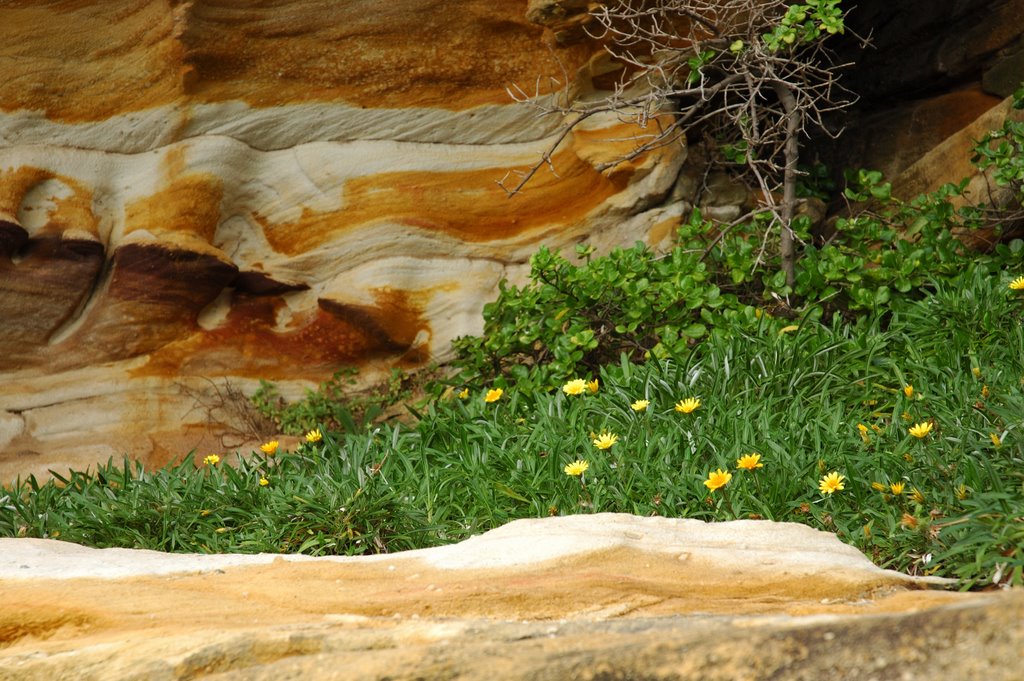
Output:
259,148,628,255
321,288,425,351
0,166,98,237
44,188,98,238
180,0,585,110
571,118,676,169
647,215,681,248
124,171,224,243
0,167,51,220
135,292,428,381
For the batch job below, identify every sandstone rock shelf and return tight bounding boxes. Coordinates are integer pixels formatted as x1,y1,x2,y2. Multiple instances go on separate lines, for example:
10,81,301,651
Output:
0,514,1018,681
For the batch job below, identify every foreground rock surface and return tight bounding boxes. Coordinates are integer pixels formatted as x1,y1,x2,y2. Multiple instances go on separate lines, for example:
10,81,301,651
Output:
1,514,1019,680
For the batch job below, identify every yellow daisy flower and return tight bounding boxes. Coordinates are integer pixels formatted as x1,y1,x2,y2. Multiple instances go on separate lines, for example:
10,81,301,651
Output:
674,397,701,414
1008,275,1024,290
202,454,221,466
889,481,905,495
259,440,279,456
458,388,470,399
630,399,650,412
563,459,590,476
592,432,619,450
305,428,323,443
903,385,914,398
703,468,732,492
990,433,1002,448
736,453,763,470
857,423,871,443
818,471,845,495
562,379,586,396
587,379,600,394
908,421,933,439
484,388,503,403
259,477,270,487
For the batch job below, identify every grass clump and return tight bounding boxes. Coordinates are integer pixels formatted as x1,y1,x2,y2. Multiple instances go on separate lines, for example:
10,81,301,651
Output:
1,432,418,556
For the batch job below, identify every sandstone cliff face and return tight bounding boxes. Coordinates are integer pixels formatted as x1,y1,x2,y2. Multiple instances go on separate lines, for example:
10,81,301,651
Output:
0,1,687,478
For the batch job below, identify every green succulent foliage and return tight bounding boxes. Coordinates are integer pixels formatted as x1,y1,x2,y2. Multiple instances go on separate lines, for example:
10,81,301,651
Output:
452,217,767,393
685,49,718,85
972,93,1024,191
785,123,1024,310
771,86,1024,307
762,0,844,52
796,162,836,200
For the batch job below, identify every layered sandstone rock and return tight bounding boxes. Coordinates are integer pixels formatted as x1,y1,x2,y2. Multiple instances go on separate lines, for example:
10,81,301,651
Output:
1,514,1019,680
0,1,689,478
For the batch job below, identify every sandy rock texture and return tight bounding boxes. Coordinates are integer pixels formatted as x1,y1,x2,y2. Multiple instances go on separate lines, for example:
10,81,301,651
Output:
0,1,688,479
0,514,1018,681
